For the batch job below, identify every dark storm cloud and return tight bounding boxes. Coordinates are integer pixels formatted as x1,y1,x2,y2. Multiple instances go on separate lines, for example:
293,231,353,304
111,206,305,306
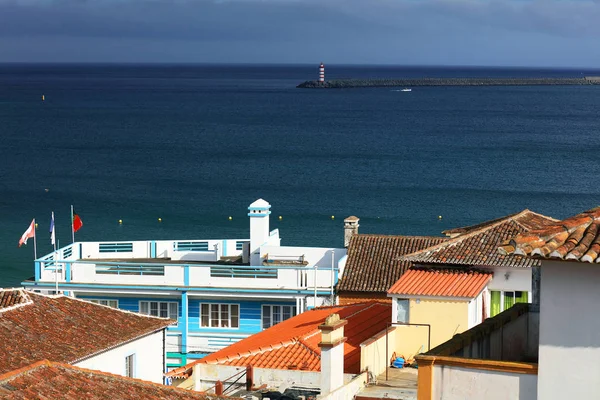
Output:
0,0,599,65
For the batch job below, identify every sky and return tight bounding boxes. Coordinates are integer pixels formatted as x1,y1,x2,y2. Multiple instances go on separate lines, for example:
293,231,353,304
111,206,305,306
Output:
1,0,600,66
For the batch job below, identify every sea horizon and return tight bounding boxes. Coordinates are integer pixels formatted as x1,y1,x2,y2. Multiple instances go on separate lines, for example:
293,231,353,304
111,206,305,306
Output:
1,63,600,287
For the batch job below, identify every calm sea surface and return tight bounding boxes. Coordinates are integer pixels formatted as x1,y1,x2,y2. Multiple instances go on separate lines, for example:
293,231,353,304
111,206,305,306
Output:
1,64,600,287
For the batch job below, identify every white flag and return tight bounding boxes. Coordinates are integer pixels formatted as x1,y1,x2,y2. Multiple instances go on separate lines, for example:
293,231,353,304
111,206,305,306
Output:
50,212,56,247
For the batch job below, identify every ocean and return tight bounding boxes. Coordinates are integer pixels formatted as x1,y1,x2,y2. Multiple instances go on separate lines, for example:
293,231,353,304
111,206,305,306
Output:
1,64,600,287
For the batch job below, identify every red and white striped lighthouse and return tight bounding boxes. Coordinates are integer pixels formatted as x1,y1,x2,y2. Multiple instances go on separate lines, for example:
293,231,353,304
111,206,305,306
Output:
319,63,325,82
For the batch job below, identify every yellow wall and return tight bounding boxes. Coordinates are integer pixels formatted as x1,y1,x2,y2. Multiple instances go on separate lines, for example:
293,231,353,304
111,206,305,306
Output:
394,299,469,360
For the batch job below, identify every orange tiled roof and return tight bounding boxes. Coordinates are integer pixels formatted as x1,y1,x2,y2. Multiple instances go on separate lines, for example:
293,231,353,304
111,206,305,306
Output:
0,360,218,399
167,302,391,377
499,206,600,262
337,234,448,293
0,289,174,374
401,210,557,268
388,268,492,298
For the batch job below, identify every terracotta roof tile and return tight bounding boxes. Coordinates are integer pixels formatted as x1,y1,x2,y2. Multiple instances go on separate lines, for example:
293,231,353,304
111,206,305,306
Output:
337,235,448,293
0,360,217,399
402,210,557,268
388,268,492,298
0,289,173,374
499,206,600,263
167,302,391,377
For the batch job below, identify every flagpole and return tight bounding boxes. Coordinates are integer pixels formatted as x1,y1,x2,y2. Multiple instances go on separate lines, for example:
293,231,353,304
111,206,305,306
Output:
52,211,57,252
71,205,75,243
33,218,37,260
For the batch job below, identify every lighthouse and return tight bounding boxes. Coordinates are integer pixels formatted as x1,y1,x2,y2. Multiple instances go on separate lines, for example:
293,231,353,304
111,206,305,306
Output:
319,63,325,82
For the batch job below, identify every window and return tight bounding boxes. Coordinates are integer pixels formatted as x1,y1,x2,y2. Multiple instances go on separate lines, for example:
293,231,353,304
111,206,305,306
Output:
89,299,119,308
139,301,178,323
125,354,135,377
396,299,409,323
490,290,529,317
262,305,296,329
200,303,239,328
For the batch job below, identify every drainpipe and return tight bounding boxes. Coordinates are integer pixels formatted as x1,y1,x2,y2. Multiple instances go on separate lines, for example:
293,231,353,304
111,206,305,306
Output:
314,264,318,308
330,250,335,305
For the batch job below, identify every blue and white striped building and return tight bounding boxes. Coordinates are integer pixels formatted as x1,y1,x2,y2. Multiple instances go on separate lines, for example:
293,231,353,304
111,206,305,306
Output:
22,199,348,369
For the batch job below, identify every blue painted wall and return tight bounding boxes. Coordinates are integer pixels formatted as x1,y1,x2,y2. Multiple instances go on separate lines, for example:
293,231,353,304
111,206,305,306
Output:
77,295,295,335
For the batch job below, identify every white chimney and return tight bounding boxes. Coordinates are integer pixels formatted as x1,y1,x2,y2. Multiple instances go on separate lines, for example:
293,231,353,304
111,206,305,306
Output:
249,199,271,260
344,216,360,248
318,313,347,395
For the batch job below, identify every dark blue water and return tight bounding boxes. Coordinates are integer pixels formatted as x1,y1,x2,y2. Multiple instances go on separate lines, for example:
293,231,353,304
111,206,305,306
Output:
1,64,600,287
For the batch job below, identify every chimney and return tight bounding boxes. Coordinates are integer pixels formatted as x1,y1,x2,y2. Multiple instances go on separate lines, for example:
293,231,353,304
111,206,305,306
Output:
249,198,271,259
344,216,360,248
318,313,347,395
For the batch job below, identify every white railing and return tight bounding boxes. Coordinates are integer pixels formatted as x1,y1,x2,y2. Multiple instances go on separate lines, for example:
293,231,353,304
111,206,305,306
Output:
36,259,339,290
72,238,249,261
35,239,344,291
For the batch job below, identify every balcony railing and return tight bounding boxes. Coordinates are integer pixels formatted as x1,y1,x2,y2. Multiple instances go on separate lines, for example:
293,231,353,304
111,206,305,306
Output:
32,240,343,292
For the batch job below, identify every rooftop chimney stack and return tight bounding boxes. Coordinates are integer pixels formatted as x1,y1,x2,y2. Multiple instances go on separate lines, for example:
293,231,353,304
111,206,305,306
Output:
248,199,271,259
344,216,360,248
318,313,347,395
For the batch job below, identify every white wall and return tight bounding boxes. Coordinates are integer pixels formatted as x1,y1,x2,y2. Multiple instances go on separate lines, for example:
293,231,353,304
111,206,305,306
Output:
538,261,600,399
75,330,165,383
432,365,537,400
192,364,354,392
487,267,532,292
318,372,368,400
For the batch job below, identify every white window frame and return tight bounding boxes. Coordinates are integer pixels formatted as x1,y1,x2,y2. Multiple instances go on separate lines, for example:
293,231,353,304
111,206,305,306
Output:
261,304,297,330
88,299,119,308
200,303,240,329
125,353,135,378
139,301,178,326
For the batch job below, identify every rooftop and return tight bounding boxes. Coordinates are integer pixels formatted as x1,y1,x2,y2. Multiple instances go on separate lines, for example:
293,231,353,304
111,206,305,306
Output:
0,360,218,400
337,234,447,293
167,302,391,377
0,289,173,374
499,206,600,262
387,268,492,298
401,210,557,268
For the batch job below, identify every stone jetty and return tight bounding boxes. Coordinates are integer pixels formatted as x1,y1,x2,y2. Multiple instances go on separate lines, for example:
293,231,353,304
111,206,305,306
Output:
297,77,600,89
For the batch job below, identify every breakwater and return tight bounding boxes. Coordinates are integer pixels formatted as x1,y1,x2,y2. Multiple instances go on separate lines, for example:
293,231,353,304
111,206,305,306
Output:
297,77,600,88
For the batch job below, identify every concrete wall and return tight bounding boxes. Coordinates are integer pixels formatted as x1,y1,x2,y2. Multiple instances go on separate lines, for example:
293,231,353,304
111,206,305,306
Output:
318,372,368,400
392,298,469,359
538,261,600,399
451,308,539,362
432,364,537,400
75,330,165,383
192,363,355,393
360,327,396,376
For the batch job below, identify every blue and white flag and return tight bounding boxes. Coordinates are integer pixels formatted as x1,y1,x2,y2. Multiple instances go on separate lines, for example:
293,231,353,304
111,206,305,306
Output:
49,212,56,248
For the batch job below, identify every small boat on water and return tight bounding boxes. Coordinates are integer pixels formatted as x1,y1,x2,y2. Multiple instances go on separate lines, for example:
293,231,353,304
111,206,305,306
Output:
400,88,412,92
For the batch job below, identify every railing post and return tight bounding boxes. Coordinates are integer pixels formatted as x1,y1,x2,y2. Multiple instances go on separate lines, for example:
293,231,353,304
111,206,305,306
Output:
215,380,223,396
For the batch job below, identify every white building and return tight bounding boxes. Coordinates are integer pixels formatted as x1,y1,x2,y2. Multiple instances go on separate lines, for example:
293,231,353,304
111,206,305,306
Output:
0,288,172,383
415,206,600,400
23,199,347,370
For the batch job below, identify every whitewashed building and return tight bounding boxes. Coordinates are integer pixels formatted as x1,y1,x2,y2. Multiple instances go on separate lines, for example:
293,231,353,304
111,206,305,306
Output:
22,199,347,370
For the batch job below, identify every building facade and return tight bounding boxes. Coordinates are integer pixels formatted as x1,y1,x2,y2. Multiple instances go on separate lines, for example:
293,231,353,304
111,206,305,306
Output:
22,199,347,369
0,289,172,383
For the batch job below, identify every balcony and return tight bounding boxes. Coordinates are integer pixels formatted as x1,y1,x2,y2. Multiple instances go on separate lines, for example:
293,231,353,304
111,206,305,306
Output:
29,240,344,292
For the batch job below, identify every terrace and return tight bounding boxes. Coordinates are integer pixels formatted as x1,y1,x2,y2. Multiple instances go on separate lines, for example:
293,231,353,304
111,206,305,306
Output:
24,238,346,293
